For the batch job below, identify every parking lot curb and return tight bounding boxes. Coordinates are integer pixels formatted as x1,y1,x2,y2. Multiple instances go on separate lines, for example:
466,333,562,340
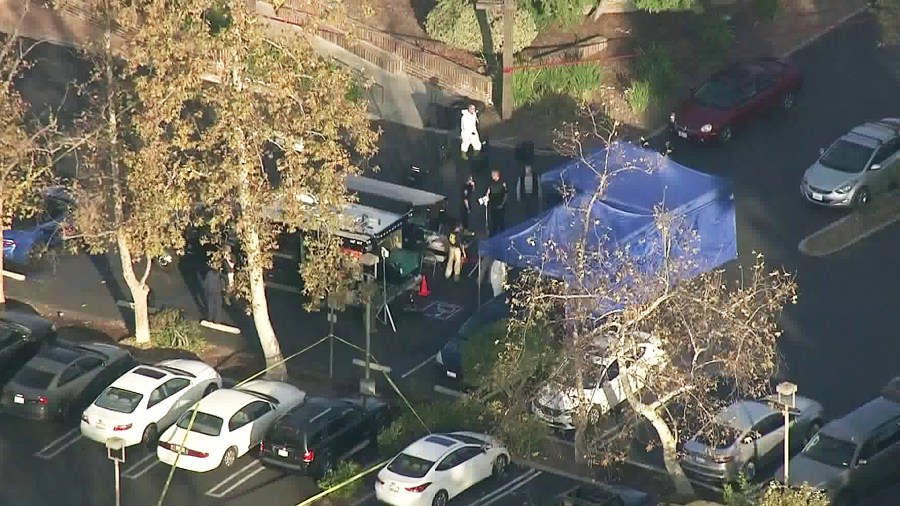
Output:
799,195,900,257
513,457,602,485
623,459,724,494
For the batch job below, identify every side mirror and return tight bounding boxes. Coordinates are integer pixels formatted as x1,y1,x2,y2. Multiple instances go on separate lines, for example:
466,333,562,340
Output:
870,163,882,171
819,148,825,156
480,446,488,453
743,436,755,445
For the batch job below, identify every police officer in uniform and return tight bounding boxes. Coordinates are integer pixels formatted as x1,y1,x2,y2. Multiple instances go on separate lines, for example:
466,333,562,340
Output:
485,170,508,236
460,174,475,231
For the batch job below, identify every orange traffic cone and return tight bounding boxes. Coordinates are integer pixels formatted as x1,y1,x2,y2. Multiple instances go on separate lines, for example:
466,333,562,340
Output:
418,275,431,297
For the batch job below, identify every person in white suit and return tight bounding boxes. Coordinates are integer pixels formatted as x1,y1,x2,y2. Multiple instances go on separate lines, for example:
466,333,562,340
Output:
460,104,482,159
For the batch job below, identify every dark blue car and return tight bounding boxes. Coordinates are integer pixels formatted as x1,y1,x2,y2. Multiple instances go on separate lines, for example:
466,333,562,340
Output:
2,188,74,266
435,293,510,382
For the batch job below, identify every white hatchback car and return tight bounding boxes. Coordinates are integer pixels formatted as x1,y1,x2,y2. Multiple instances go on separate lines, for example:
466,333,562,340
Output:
156,379,305,472
375,432,509,506
532,336,667,430
81,359,222,447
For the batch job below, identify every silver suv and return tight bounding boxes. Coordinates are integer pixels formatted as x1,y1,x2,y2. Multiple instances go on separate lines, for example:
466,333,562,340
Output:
801,118,900,208
778,377,900,505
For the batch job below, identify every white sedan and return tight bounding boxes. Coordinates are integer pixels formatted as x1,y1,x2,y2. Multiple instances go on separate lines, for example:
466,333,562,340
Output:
375,431,509,506
156,380,305,472
81,359,222,447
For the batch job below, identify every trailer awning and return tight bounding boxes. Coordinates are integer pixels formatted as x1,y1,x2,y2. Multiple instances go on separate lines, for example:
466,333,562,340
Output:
346,176,445,207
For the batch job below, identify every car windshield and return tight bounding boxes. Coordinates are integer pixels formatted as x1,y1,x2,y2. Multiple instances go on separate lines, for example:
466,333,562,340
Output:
94,387,143,414
694,425,742,449
819,140,874,174
386,453,434,478
802,433,857,468
176,411,223,437
693,80,740,109
14,367,55,389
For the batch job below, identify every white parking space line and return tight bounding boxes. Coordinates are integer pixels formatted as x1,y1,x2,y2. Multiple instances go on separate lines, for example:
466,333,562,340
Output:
34,428,83,460
400,355,435,379
2,270,25,281
123,453,162,479
468,469,541,506
205,460,265,498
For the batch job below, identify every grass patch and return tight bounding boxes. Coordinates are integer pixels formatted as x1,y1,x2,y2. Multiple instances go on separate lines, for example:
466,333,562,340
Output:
626,80,652,114
753,0,781,21
697,15,735,65
150,308,207,353
635,42,678,98
512,63,603,107
316,461,364,499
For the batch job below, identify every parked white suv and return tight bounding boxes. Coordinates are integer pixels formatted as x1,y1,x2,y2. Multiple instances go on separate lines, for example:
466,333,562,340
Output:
531,334,667,430
801,118,900,208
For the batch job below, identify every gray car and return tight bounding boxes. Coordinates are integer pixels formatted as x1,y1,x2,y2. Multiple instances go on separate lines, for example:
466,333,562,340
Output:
801,118,900,208
0,340,133,421
777,378,900,506
681,394,824,482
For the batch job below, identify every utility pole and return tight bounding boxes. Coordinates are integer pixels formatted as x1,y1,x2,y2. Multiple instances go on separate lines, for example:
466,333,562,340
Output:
501,0,516,119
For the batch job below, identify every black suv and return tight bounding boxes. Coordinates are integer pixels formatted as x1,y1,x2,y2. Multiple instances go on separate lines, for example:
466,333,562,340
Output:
260,397,390,477
0,310,56,384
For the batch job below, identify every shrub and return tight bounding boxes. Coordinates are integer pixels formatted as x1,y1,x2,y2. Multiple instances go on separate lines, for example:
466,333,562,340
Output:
425,0,538,54
511,63,603,106
635,42,678,98
753,0,781,20
634,0,694,13
377,400,489,456
697,14,734,65
875,0,900,46
521,0,592,28
150,308,207,352
316,461,363,499
626,80,652,114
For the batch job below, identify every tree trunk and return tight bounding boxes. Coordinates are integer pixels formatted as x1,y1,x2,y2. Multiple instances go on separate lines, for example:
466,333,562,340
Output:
117,232,151,343
629,397,695,499
244,226,287,380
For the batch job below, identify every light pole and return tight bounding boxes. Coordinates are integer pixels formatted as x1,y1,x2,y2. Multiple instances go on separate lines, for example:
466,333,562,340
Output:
106,437,126,506
776,381,798,484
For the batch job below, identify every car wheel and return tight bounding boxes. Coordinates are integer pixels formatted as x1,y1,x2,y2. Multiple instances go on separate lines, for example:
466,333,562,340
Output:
719,126,733,144
853,187,871,208
220,446,238,469
492,454,509,479
781,91,796,110
203,383,219,397
804,420,822,446
588,407,602,425
432,490,449,506
142,423,159,449
743,459,757,481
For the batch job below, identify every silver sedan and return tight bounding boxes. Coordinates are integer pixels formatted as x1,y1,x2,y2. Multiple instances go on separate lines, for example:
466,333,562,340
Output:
680,394,825,482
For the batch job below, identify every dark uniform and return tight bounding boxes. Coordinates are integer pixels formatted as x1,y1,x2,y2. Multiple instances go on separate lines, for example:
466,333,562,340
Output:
487,177,508,236
461,179,475,230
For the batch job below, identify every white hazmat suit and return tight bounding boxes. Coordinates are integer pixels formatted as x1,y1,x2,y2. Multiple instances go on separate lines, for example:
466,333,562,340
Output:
460,108,482,154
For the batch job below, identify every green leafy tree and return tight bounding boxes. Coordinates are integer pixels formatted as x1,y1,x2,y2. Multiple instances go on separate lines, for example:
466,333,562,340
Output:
875,0,900,47
185,0,379,377
425,0,538,54
68,0,204,343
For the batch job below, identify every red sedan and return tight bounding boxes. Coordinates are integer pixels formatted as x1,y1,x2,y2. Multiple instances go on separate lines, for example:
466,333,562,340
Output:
670,57,803,144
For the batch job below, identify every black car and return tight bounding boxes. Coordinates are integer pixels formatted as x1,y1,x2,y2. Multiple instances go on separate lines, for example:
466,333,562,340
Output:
0,340,134,421
0,310,57,383
556,484,655,506
260,396,391,477
435,293,510,382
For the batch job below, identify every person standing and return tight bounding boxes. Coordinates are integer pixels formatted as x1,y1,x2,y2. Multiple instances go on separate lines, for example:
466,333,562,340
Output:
459,104,482,160
444,223,465,281
203,266,226,323
516,163,540,214
485,170,508,236
460,174,475,231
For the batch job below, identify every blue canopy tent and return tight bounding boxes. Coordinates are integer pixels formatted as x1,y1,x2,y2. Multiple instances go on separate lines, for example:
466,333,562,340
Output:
478,142,736,302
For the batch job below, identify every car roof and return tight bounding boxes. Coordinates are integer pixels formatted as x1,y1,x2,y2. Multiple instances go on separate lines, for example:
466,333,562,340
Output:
111,360,201,394
276,397,357,431
237,379,304,404
716,400,778,431
403,433,473,461
0,310,54,337
156,358,212,378
26,340,115,373
196,388,263,416
850,122,898,143
821,395,900,443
